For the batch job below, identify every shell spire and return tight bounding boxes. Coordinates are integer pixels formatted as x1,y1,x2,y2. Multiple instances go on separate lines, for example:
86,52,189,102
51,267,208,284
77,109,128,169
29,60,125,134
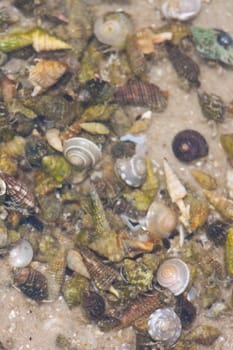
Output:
204,190,233,220
32,27,72,52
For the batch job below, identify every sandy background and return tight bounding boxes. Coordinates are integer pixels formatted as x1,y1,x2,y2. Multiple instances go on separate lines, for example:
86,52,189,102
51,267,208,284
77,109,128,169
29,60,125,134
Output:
1,0,233,349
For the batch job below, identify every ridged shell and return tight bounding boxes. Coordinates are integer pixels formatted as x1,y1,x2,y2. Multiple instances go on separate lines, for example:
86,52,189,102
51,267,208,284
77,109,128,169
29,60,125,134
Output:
204,190,233,220
163,159,187,203
94,11,134,49
148,308,182,346
29,60,67,96
115,155,147,188
191,169,217,190
156,258,190,296
113,79,168,112
197,90,225,122
31,27,72,52
161,0,201,21
63,137,102,170
14,267,48,301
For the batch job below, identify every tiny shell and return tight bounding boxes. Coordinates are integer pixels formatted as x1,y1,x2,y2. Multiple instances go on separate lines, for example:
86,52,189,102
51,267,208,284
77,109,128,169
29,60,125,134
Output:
9,239,33,268
45,128,63,152
156,258,190,296
148,308,182,346
191,169,217,190
79,122,110,135
32,27,72,52
115,155,147,188
29,60,67,96
66,249,90,279
204,190,233,220
225,227,233,276
197,90,225,123
94,11,133,49
161,0,201,21
163,159,187,203
220,133,233,158
63,137,102,170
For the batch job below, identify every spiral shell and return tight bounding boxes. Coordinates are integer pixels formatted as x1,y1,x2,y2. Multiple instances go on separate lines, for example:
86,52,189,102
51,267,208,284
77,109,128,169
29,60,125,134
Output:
94,11,134,49
161,0,201,21
63,137,102,170
31,27,72,52
148,308,182,346
156,258,190,296
28,60,67,96
115,155,147,188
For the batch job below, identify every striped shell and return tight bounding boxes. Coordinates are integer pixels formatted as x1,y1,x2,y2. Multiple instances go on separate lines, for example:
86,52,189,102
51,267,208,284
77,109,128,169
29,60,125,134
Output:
94,11,133,49
161,0,201,21
115,155,147,188
32,28,71,52
156,258,190,296
29,60,67,96
63,137,102,170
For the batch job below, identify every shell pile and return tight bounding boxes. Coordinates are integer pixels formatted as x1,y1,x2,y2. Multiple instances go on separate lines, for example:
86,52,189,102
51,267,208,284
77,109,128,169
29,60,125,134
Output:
0,1,232,350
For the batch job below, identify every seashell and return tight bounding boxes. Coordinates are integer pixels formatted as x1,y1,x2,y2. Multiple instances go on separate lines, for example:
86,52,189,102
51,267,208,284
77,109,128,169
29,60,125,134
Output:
14,267,48,301
225,227,233,276
166,42,200,87
42,155,71,183
28,60,67,96
204,190,233,220
156,258,190,296
34,170,62,197
220,133,233,158
47,248,66,301
134,27,172,55
186,192,209,231
63,137,102,170
45,128,63,152
81,291,105,320
0,178,6,196
94,11,134,50
115,155,147,188
66,249,90,279
185,325,221,346
0,136,26,159
79,122,110,135
78,78,114,104
161,0,201,21
111,141,136,159
62,274,90,308
31,27,72,52
176,295,196,330
0,31,33,53
197,90,226,123
172,129,209,163
97,315,121,332
125,34,147,77
163,159,187,203
0,172,36,214
145,201,177,239
191,27,233,66
9,239,33,268
157,22,191,46
25,137,48,167
207,220,228,247
148,308,182,346
191,168,217,190
122,258,153,293
113,79,168,112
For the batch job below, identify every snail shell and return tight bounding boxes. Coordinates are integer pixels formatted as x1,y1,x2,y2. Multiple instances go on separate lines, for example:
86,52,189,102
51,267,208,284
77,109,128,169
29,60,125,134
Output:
9,239,33,268
148,307,182,346
94,11,134,49
115,155,147,188
161,0,201,21
156,258,190,296
63,137,102,170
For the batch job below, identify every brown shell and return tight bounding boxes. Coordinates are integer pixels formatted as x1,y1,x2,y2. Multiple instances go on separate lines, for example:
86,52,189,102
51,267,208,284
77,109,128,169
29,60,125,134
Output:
113,79,168,112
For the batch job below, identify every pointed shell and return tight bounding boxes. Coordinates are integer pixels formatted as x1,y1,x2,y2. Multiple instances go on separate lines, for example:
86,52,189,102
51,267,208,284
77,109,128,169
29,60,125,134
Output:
94,11,134,49
115,155,147,188
161,0,201,21
156,258,190,296
63,137,102,170
32,28,72,52
163,159,187,203
148,308,182,346
29,60,67,96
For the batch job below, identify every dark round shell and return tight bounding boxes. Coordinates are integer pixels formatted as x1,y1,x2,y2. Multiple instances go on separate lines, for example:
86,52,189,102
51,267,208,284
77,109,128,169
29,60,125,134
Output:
207,220,228,246
216,29,233,49
175,295,197,330
172,129,209,162
81,291,105,320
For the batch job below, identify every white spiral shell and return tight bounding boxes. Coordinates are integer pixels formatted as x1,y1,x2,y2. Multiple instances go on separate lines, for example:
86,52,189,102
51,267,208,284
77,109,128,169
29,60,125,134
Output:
63,137,102,170
148,308,182,346
115,155,147,188
94,11,134,49
161,0,201,21
9,239,33,268
156,258,190,296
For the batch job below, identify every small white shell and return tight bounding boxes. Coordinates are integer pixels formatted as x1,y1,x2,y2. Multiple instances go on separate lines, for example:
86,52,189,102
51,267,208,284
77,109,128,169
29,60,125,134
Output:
115,155,147,188
161,0,201,21
66,249,90,279
156,258,190,296
94,11,134,49
163,159,187,203
9,239,33,268
0,178,6,196
63,137,102,170
145,201,177,238
45,128,63,152
148,308,182,346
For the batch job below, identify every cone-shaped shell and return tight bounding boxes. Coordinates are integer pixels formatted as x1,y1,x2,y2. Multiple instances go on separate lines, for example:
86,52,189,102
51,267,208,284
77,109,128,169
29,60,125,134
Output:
63,137,102,170
32,28,72,52
163,159,187,203
156,258,190,296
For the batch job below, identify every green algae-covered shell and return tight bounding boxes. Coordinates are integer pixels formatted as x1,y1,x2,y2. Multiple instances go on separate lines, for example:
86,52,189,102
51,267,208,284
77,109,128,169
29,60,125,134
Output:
220,133,233,158
62,274,90,308
42,155,72,183
225,227,233,276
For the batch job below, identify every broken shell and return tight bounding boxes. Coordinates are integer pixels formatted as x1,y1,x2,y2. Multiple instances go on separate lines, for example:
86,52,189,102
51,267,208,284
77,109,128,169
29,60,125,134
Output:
172,129,209,163
156,258,190,296
161,0,201,21
115,155,147,188
94,11,134,50
63,137,102,170
148,308,182,347
9,239,33,268
145,201,177,239
29,60,67,96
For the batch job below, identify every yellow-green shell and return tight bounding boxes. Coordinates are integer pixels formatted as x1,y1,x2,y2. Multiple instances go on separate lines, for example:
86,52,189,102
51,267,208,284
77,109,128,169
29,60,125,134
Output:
225,227,233,276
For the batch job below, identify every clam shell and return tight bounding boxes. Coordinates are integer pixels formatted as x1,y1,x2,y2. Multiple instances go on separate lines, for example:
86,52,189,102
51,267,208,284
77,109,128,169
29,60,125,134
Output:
63,137,102,170
161,0,201,21
115,155,147,188
156,258,190,296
